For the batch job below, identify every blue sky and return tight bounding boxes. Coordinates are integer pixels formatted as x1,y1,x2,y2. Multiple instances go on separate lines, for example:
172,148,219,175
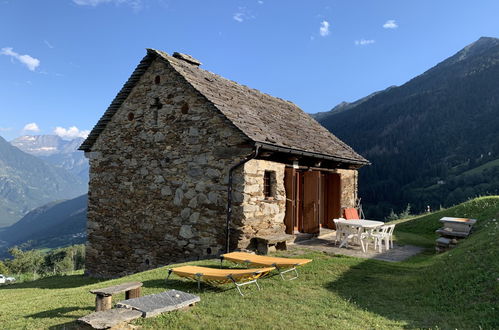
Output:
1,0,499,141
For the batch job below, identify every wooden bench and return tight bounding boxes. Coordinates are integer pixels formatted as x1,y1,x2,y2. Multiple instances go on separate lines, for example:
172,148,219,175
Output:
90,282,143,312
253,234,294,255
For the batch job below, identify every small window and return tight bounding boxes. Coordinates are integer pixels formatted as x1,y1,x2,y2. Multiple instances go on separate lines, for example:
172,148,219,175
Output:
154,76,161,84
263,170,276,200
127,112,135,121
153,109,158,125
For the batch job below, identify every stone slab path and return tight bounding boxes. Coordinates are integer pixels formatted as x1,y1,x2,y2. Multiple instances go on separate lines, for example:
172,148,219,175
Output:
116,289,200,318
290,233,424,262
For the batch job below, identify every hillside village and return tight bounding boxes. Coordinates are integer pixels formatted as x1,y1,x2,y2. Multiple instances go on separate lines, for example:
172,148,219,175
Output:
1,2,499,329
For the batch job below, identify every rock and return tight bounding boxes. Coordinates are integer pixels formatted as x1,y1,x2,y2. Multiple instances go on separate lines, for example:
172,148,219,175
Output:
161,186,172,196
207,192,218,204
184,189,196,199
180,208,191,219
179,225,194,239
116,290,200,318
189,212,200,223
78,308,143,329
188,197,198,208
195,181,206,192
188,127,199,136
174,188,184,206
197,193,208,204
206,168,220,178
154,132,165,142
187,167,203,178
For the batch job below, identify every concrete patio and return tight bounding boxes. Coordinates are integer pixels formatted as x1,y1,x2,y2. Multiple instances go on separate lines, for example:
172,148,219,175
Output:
288,231,424,262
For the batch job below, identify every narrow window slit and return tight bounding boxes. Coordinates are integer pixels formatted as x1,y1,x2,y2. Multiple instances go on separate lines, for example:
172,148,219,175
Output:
264,170,276,199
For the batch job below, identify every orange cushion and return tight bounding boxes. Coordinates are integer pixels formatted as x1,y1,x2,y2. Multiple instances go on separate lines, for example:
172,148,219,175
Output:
343,208,360,220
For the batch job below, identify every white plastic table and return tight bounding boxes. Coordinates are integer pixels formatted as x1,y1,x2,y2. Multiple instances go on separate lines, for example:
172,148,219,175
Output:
337,219,384,252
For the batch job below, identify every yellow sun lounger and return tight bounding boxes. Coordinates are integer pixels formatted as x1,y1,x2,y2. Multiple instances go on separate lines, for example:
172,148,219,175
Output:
220,252,312,280
166,265,274,296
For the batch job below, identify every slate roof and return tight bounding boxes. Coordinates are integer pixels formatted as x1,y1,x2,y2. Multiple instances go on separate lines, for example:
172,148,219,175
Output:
79,49,368,165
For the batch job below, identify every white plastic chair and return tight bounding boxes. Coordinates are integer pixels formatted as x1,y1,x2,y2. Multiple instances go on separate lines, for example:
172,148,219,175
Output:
337,221,368,253
333,219,345,245
385,224,395,249
372,224,395,252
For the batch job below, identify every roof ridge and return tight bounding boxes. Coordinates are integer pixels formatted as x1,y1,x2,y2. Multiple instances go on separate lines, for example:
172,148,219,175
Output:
149,49,302,109
80,48,368,166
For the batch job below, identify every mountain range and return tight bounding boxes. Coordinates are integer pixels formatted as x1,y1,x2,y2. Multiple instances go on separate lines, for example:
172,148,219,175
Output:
0,194,87,258
315,36,499,218
11,135,89,182
0,136,87,227
2,37,499,254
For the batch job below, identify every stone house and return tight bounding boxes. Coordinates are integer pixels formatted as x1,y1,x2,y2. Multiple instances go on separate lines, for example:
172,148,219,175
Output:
79,49,369,278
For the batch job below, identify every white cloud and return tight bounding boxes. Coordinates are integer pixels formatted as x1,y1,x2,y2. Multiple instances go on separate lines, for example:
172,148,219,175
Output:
54,126,90,140
233,7,255,23
0,127,12,132
383,20,398,29
43,40,54,49
23,122,40,132
257,0,264,4
233,12,244,22
319,21,330,37
1,47,40,71
355,39,376,46
73,0,142,10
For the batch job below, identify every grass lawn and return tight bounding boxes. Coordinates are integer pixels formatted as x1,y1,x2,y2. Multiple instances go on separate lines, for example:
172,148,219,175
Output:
1,197,498,329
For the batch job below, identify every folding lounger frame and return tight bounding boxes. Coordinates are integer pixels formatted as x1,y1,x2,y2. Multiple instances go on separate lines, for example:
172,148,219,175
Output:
166,267,270,296
220,258,300,280
220,253,312,281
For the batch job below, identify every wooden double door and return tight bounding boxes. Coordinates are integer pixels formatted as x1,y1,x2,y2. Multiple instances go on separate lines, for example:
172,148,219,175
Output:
284,168,341,234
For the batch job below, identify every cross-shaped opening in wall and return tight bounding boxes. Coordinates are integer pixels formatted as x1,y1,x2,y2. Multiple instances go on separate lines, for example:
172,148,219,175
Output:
151,97,162,125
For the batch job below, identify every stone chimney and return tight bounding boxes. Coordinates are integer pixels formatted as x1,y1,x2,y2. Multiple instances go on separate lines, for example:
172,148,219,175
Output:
172,52,202,66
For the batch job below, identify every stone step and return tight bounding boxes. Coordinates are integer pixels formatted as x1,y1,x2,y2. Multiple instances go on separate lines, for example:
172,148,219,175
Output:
78,308,142,329
436,228,469,238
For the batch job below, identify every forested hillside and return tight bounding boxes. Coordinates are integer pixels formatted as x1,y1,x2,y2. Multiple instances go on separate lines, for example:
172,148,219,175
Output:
316,37,499,218
0,195,87,258
0,136,87,227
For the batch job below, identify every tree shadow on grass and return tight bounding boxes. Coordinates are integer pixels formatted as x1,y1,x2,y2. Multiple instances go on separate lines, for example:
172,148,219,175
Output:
144,277,231,295
26,306,95,330
1,274,103,290
28,306,94,319
325,257,455,329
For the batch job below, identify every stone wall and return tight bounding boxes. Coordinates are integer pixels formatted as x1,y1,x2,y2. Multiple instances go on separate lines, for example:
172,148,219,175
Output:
231,159,287,249
337,169,358,209
85,57,362,278
85,57,253,278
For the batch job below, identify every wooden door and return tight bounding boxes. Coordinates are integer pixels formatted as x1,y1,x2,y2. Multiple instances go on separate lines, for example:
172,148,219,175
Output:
303,171,320,234
283,167,296,234
323,173,341,229
296,171,304,232
319,173,325,227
